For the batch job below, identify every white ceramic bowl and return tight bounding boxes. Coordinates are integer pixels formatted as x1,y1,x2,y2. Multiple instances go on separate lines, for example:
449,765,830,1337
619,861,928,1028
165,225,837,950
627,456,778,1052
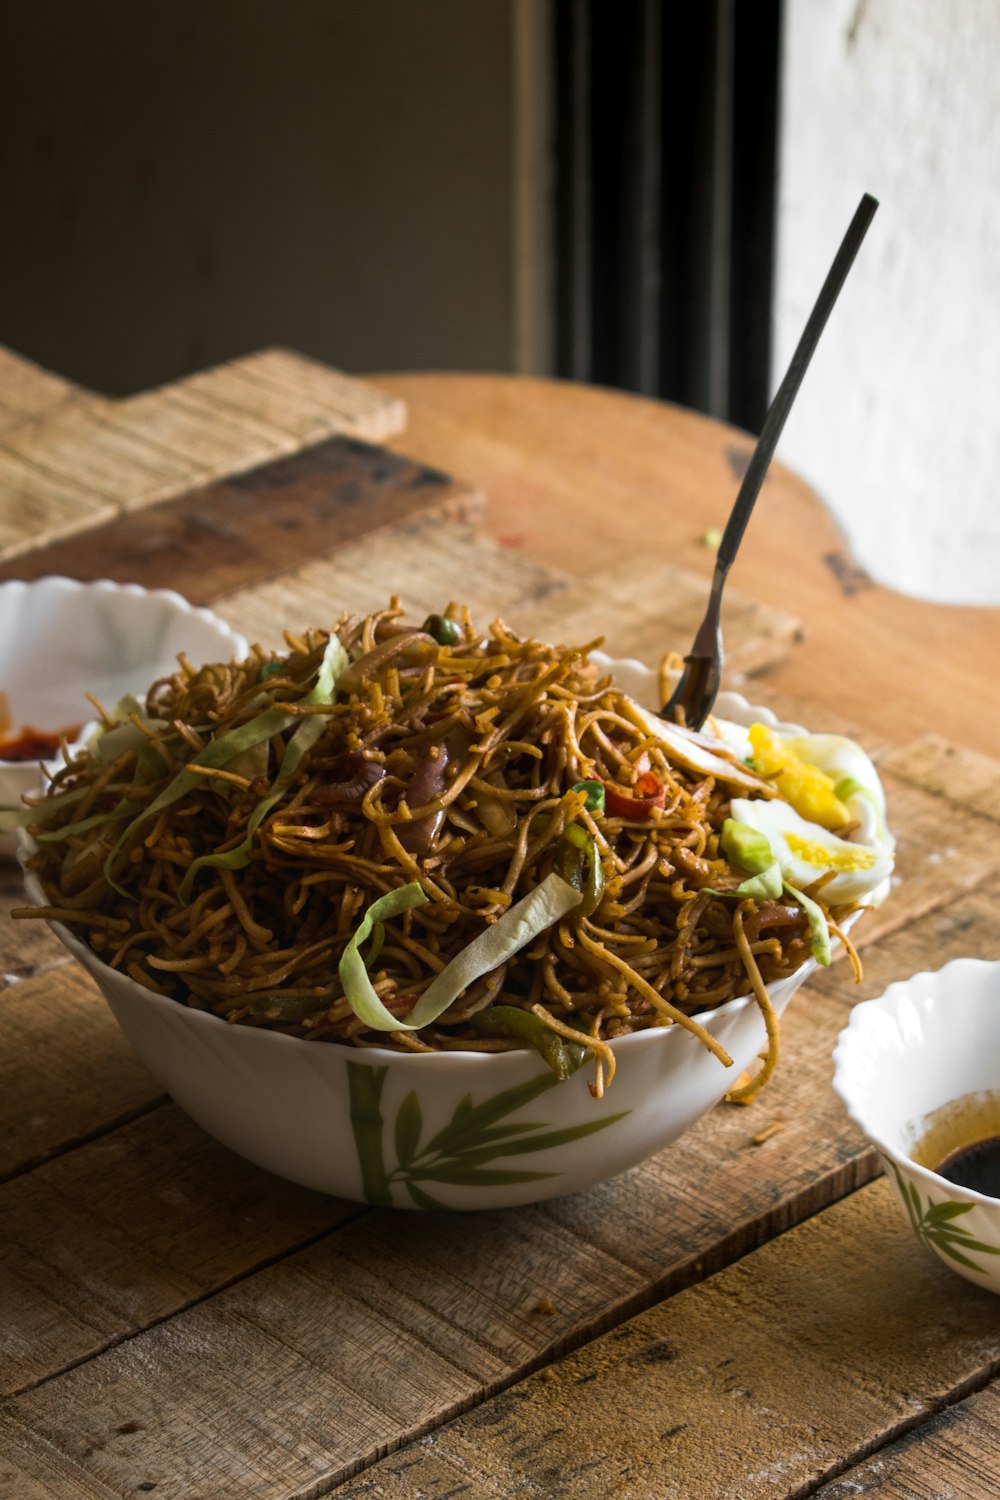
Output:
0,578,248,854
20,658,868,1211
833,959,1000,1294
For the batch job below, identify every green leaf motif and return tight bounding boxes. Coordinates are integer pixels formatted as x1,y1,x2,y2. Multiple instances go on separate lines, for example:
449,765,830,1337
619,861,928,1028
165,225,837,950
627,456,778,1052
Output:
346,1059,631,1208
885,1158,1000,1273
394,1090,423,1169
404,1180,448,1211
420,1073,560,1159
924,1200,974,1224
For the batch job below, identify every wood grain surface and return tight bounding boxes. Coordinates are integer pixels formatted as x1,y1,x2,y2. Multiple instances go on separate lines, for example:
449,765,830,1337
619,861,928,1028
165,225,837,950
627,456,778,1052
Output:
3,755,998,1493
325,1178,1000,1500
216,516,800,682
0,439,483,605
2,349,1000,1500
373,374,1000,760
0,348,405,561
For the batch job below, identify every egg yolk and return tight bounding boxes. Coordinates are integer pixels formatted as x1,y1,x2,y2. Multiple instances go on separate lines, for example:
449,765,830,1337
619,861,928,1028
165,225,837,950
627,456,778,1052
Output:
785,834,877,874
748,725,851,830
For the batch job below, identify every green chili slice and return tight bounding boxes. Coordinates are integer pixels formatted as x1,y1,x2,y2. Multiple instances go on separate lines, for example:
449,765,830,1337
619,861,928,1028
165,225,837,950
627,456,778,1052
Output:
571,779,605,814
471,1004,587,1080
554,822,604,917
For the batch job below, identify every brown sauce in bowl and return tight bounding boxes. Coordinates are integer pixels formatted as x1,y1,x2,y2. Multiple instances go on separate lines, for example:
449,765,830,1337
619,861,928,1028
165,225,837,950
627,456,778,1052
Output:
911,1090,1000,1199
935,1136,1000,1197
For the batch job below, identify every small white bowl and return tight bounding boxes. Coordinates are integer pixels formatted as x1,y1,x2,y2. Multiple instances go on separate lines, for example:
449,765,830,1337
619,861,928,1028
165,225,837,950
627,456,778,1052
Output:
833,959,1000,1294
19,658,873,1210
0,578,248,854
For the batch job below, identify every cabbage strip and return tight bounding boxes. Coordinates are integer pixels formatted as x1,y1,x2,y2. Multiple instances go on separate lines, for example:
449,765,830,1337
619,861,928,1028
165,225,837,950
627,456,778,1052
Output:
341,872,582,1032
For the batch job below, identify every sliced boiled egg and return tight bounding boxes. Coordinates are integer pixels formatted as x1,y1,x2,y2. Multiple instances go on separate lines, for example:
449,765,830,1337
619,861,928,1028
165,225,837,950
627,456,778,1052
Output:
729,795,894,906
712,721,894,855
782,731,894,853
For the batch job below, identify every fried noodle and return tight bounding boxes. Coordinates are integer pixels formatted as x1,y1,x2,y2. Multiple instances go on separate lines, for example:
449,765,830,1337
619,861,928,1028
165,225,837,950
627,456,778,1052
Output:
18,602,858,1093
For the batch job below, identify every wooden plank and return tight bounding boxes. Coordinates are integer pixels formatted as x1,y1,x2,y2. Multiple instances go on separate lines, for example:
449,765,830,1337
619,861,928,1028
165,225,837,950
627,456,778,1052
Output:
0,348,102,434
0,964,162,1183
0,350,406,563
525,552,802,680
212,348,408,443
0,453,114,559
0,1413,117,1500
217,518,570,651
879,733,1000,823
812,1380,1000,1499
217,516,801,680
0,438,484,606
1,403,201,508
106,388,296,476
322,1179,1000,1500
172,356,405,449
4,881,1000,1496
0,1106,356,1397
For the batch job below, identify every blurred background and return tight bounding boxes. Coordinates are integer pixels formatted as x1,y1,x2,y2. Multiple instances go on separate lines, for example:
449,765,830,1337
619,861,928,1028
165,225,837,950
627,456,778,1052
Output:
2,0,998,603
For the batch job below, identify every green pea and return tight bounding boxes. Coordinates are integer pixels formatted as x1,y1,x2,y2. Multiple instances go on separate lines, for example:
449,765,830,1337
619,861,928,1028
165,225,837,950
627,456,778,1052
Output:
422,613,462,647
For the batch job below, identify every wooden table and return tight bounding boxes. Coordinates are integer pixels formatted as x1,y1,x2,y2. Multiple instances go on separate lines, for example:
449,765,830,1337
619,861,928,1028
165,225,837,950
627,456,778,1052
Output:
3,346,1000,1499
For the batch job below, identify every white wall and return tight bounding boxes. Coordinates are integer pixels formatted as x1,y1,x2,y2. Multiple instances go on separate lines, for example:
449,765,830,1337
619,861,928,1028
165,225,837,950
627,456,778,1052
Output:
773,0,1000,604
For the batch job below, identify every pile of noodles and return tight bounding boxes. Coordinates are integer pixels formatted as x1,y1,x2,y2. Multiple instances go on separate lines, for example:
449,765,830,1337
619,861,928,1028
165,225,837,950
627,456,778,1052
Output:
18,602,861,1099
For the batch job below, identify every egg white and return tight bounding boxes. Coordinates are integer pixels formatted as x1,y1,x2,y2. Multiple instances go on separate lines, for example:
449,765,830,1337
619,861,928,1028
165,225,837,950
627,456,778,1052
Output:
729,795,894,906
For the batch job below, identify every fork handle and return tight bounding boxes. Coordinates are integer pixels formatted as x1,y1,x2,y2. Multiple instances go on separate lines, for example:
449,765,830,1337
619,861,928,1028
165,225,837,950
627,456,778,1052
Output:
716,192,879,578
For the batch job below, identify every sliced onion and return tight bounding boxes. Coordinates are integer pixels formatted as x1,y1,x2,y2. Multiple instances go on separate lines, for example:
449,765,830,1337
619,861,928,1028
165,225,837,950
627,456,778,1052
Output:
315,753,386,807
397,743,450,854
622,697,776,793
338,631,437,694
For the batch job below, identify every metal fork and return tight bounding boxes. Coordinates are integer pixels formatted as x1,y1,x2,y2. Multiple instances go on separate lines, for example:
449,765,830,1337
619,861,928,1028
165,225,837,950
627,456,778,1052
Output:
663,192,879,730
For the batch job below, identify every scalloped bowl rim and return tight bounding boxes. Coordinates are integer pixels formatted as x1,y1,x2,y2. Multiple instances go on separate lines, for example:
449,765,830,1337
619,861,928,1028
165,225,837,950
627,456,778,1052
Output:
0,575,249,767
832,957,1000,1207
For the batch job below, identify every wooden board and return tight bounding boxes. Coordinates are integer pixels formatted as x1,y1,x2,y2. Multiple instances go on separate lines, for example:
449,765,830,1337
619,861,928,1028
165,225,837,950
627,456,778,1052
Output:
0,439,484,605
217,516,801,679
0,348,105,436
4,352,1000,1499
0,348,406,562
324,1179,1000,1500
812,1382,1000,1499
3,750,1000,1489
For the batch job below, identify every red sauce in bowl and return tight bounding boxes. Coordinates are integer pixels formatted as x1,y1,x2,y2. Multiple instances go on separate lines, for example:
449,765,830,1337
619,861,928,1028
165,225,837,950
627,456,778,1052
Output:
0,725,80,762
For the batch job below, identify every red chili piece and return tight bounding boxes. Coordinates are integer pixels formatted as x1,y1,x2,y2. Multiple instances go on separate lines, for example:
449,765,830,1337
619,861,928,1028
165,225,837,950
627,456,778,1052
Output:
603,772,667,820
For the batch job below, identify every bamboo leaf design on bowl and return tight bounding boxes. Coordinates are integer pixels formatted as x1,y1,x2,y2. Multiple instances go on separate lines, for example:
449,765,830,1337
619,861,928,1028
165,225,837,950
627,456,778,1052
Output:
346,1059,629,1208
885,1158,1000,1272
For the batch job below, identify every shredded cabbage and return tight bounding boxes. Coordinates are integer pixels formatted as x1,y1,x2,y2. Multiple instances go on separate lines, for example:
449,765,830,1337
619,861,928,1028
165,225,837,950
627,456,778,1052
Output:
340,872,582,1032
177,635,349,901
104,634,348,898
782,881,832,966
